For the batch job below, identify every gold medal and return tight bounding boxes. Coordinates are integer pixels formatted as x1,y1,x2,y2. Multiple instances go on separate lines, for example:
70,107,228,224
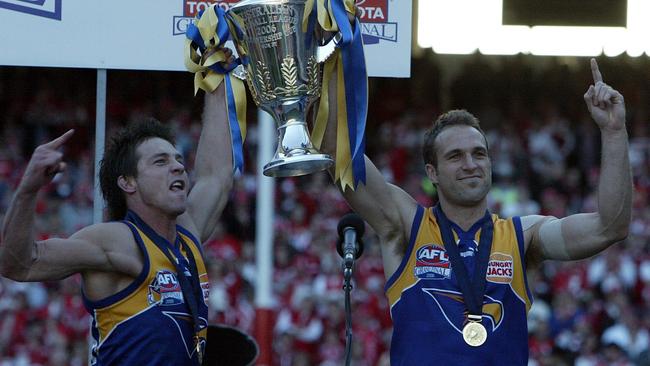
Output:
462,321,487,347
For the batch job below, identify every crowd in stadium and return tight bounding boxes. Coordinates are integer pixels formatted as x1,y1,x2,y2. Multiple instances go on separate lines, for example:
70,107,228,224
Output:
1,54,650,365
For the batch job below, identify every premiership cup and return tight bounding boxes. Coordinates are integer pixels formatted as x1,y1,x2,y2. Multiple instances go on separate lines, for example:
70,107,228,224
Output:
229,0,334,177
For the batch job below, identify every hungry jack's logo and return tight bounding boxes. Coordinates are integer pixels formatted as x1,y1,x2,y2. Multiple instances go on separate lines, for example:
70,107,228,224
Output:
0,0,61,20
486,252,514,283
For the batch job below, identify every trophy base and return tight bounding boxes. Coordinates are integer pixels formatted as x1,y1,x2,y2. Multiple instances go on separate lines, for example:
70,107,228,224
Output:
263,154,333,177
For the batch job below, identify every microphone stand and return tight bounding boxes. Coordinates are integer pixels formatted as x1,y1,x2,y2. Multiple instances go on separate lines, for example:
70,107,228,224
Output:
343,259,354,366
336,214,365,366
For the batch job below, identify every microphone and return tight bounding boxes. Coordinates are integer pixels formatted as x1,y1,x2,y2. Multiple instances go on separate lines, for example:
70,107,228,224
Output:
337,213,365,268
337,213,365,366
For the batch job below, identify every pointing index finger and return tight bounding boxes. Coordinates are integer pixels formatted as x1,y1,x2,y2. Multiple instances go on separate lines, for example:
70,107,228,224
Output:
590,58,603,84
46,129,75,149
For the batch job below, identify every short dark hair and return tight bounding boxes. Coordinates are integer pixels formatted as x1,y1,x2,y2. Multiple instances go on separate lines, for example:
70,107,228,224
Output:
99,118,175,221
422,109,487,167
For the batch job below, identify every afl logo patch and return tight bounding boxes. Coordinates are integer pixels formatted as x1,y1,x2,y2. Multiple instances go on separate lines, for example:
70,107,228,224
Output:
414,244,451,280
148,270,185,306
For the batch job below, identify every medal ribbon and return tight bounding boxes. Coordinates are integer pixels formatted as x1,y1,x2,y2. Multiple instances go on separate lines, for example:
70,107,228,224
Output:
124,210,204,359
433,205,494,318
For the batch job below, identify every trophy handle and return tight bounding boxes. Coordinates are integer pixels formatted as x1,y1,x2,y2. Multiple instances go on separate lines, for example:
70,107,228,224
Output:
231,65,247,81
316,32,342,63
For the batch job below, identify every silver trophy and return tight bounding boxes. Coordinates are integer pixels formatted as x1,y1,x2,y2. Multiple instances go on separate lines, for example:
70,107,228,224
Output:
229,0,335,177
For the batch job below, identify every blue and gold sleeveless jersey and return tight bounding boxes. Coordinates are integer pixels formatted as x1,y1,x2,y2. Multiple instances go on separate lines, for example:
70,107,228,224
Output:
83,221,210,366
385,206,533,365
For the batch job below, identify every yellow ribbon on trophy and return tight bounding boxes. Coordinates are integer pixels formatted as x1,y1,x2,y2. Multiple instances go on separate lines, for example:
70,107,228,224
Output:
184,1,366,184
305,0,368,191
184,6,248,174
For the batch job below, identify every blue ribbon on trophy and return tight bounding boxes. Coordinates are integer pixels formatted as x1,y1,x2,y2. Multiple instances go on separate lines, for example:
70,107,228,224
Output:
307,0,368,189
184,6,247,175
184,0,368,188
329,0,368,188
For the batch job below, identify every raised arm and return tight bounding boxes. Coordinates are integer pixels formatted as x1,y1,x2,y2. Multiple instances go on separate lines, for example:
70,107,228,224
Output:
0,131,122,281
180,79,234,243
524,59,631,262
319,68,417,278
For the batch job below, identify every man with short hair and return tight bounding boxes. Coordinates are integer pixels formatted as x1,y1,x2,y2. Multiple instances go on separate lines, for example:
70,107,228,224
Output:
0,80,233,365
322,59,631,364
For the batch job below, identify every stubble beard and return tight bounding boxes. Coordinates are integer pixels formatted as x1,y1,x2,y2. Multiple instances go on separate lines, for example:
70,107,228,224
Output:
444,178,492,208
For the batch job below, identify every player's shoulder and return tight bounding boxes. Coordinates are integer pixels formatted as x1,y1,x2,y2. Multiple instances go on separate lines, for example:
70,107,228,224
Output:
69,221,135,249
518,214,559,251
519,214,557,232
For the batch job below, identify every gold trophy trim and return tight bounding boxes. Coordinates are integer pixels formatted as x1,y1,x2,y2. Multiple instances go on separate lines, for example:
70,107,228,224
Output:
306,56,321,98
254,61,276,101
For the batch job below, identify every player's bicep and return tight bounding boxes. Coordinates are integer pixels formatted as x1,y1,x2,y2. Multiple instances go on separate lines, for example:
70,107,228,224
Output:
536,217,569,260
526,213,603,262
26,235,111,281
522,215,564,266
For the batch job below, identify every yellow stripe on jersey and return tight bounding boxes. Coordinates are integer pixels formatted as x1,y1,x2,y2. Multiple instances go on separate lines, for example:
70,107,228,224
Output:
93,225,208,344
386,208,531,313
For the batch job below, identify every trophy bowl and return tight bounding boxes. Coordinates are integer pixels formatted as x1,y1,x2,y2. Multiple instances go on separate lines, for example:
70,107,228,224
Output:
229,0,334,177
